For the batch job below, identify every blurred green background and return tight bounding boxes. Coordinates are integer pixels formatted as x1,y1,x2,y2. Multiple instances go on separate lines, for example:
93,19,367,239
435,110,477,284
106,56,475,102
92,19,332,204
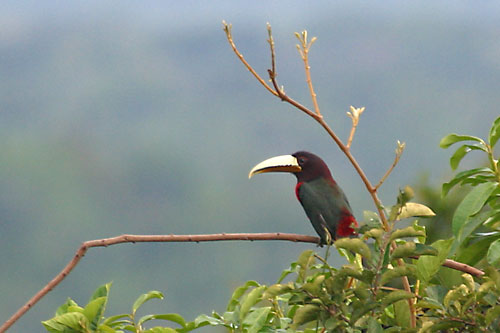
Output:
1,1,499,331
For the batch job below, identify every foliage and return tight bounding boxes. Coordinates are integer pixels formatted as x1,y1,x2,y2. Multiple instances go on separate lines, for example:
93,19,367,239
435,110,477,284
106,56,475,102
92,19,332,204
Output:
43,117,500,332
42,283,210,333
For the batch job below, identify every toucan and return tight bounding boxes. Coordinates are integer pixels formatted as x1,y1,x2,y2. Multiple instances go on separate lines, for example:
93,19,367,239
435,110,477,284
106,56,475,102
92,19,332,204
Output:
249,151,357,244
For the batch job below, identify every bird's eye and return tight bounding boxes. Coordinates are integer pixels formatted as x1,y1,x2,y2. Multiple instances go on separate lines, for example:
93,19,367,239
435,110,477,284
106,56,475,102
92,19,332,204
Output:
298,157,306,164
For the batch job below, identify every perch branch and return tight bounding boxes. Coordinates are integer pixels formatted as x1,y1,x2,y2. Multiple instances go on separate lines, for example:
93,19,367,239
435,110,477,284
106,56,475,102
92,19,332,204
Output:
0,232,318,332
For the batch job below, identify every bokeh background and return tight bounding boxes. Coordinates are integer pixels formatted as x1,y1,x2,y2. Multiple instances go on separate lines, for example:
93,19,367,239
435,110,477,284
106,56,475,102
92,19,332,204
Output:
1,1,499,331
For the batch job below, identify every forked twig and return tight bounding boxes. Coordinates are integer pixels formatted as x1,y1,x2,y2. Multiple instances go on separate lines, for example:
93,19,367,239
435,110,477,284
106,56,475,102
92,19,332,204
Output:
295,31,321,117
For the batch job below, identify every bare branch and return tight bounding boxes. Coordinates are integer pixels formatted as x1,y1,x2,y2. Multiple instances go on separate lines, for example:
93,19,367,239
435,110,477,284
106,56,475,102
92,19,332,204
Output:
0,232,318,332
222,21,278,97
375,140,406,190
295,30,321,117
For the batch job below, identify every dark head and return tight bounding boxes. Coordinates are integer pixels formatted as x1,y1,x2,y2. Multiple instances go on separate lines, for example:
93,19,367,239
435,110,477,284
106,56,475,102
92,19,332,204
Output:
291,151,333,182
248,151,333,183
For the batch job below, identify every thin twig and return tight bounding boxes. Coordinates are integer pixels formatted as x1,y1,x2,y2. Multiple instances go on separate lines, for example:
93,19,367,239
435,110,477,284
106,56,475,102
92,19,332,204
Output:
0,232,318,333
346,106,365,149
222,21,277,97
375,141,406,190
295,31,321,117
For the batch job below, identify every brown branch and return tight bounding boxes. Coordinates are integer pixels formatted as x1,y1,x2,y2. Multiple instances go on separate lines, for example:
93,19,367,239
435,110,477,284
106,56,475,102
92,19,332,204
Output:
222,21,278,97
0,232,318,333
295,31,321,117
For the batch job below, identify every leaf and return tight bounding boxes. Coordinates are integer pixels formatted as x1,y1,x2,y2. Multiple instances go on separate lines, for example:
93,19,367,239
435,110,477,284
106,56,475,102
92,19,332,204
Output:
395,203,435,220
334,238,371,260
394,299,411,328
42,312,90,331
262,282,294,298
391,242,437,259
55,298,79,316
452,182,498,236
487,239,500,267
489,116,500,147
239,285,266,320
381,290,414,307
450,144,486,170
390,226,426,242
456,233,500,266
102,313,131,327
227,280,260,311
132,291,164,315
442,167,493,196
90,282,111,301
138,313,186,327
416,238,453,283
243,306,271,333
144,327,177,333
439,133,484,148
291,304,320,328
380,265,416,285
349,301,378,325
367,317,383,333
83,296,107,330
194,314,224,327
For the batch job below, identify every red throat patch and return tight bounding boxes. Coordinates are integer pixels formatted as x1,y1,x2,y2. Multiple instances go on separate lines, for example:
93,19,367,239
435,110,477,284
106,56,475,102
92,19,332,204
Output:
337,210,358,238
295,182,303,202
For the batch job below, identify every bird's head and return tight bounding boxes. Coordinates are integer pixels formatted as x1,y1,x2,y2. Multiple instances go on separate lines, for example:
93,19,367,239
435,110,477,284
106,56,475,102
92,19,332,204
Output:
249,151,333,182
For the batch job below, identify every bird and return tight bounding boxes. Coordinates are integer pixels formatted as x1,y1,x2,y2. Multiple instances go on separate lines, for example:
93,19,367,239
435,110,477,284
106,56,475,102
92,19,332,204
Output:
249,151,357,245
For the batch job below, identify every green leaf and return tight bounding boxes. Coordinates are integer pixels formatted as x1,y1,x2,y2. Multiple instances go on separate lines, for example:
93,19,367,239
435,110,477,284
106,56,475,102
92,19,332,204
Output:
132,291,164,315
239,285,266,320
390,226,426,242
243,306,271,333
90,282,111,302
489,116,500,147
440,133,484,148
350,301,378,325
380,265,416,285
42,312,90,331
456,233,500,266
262,282,294,298
367,317,383,333
144,327,177,333
83,296,107,330
394,299,411,328
138,313,186,327
194,314,224,327
487,239,500,267
227,280,259,311
442,167,493,196
381,290,414,307
391,242,437,259
416,238,453,283
55,298,79,316
485,305,500,325
102,313,131,327
395,203,435,220
452,182,498,236
449,144,487,170
291,304,320,328
334,238,371,260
